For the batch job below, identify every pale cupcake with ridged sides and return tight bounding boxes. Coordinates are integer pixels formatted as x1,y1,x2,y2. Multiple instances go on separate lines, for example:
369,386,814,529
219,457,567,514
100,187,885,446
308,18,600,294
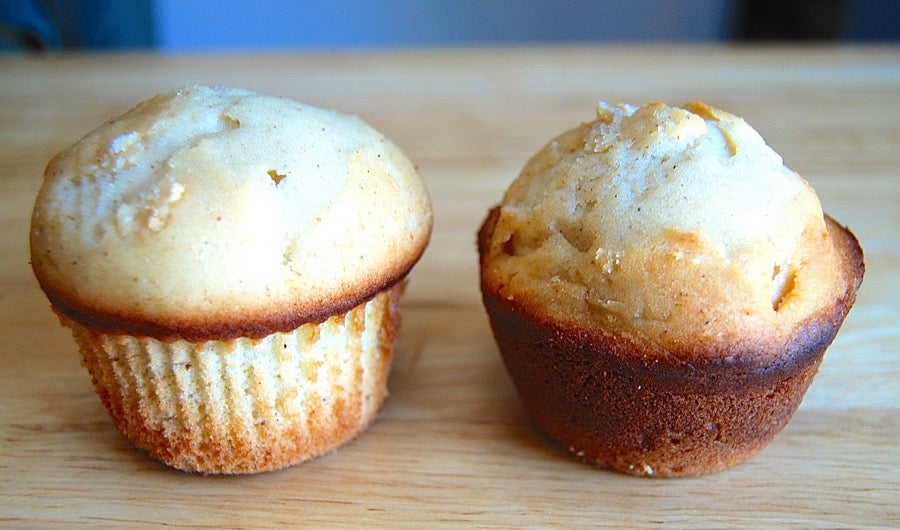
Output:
30,85,432,474
479,101,863,477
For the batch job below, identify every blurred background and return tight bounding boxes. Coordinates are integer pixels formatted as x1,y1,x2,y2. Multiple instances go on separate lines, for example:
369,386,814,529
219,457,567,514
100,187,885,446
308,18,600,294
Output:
1,0,897,52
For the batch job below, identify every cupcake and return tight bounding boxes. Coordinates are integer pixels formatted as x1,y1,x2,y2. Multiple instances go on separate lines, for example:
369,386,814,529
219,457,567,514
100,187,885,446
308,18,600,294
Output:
478,101,864,477
30,85,432,474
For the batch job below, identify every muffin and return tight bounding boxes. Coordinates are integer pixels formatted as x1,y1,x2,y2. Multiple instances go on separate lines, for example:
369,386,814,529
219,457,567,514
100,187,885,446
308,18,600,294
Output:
30,85,433,474
478,101,864,477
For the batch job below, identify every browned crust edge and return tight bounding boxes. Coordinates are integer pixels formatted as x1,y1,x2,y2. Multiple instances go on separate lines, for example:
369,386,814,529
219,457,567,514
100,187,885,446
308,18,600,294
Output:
38,242,425,342
478,206,864,375
478,207,864,476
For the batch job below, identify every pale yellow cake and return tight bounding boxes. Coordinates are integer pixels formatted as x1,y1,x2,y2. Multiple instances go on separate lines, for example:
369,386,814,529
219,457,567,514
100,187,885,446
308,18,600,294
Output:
31,85,433,474
479,101,863,476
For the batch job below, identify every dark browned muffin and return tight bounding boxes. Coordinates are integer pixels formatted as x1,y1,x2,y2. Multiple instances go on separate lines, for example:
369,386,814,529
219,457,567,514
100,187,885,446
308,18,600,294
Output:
478,101,864,477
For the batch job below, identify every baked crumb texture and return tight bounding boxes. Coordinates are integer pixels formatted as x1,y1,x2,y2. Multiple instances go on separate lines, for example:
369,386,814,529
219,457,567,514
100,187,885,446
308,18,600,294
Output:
481,101,849,361
479,101,864,476
30,84,432,341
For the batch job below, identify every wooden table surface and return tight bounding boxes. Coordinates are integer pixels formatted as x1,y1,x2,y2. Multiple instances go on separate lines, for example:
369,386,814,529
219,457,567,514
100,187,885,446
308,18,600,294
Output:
1,46,898,528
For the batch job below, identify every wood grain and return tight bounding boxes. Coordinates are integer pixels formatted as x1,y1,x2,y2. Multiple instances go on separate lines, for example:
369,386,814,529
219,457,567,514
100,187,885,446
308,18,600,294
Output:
1,46,898,528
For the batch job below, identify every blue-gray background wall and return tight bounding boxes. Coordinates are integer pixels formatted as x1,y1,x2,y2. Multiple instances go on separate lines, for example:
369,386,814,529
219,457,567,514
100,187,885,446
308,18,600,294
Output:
1,0,897,52
153,0,734,51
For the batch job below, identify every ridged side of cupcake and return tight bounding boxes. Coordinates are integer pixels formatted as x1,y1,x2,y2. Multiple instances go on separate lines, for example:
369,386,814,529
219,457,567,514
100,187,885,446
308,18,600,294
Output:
30,85,433,473
63,285,402,474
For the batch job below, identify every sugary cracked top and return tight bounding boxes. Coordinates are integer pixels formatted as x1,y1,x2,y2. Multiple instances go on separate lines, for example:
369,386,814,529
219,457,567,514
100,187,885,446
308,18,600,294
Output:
31,85,432,339
481,101,846,357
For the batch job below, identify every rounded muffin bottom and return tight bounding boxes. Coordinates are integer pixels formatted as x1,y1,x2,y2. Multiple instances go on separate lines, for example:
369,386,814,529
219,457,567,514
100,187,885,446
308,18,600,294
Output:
59,283,403,475
482,288,831,477
479,211,863,477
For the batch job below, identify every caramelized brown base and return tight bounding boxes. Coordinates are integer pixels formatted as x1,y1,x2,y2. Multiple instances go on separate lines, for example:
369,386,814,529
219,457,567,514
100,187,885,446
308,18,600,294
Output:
483,288,828,477
479,210,864,477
